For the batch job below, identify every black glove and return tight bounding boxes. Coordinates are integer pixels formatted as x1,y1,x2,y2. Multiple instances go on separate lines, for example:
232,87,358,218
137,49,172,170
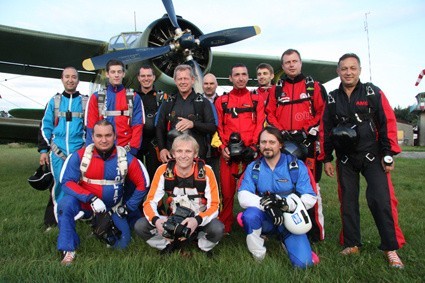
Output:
260,194,289,212
264,206,284,226
241,146,257,163
116,205,128,218
260,194,288,226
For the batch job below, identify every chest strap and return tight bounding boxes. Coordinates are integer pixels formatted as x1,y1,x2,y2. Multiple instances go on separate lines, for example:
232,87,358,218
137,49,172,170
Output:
98,88,134,122
54,93,88,126
80,177,124,185
80,144,128,185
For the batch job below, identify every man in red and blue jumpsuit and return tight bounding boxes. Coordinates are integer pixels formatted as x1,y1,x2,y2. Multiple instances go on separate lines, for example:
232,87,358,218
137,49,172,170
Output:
214,63,265,233
319,53,405,268
266,49,326,242
57,120,149,265
85,59,145,156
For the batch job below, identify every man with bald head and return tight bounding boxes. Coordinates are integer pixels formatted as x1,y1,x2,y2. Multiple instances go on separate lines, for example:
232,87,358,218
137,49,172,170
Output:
202,73,219,103
202,73,220,183
38,67,87,230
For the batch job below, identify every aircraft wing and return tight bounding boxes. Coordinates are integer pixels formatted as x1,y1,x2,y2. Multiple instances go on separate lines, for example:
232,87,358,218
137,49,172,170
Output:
0,24,106,81
210,51,337,85
0,117,39,144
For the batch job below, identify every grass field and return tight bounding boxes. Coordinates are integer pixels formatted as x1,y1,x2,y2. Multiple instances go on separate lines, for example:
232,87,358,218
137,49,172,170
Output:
1,144,424,282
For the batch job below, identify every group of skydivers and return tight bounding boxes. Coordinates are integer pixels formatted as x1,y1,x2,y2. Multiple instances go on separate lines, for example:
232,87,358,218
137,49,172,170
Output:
29,48,405,269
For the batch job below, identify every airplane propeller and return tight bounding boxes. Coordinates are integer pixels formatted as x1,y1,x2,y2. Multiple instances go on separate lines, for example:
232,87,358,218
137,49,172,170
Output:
82,0,261,93
82,46,173,72
162,0,181,33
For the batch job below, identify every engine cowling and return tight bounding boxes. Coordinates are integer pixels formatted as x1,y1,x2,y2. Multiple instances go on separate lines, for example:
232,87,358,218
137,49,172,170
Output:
124,15,212,92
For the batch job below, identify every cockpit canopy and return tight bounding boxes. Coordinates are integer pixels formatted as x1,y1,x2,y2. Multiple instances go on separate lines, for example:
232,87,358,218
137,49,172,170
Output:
108,32,142,51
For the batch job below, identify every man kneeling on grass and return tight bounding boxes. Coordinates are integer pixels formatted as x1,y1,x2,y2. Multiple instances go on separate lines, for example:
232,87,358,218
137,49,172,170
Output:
57,120,149,265
237,127,318,269
135,134,224,256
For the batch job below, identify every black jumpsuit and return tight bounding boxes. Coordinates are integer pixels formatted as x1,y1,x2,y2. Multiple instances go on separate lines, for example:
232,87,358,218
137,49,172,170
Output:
319,81,405,251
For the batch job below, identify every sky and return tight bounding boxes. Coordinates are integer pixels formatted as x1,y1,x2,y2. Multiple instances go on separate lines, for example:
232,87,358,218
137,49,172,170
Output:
0,0,424,112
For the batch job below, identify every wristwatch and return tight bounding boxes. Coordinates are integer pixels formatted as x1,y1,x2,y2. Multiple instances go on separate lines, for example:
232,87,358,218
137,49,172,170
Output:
116,205,128,218
383,155,394,166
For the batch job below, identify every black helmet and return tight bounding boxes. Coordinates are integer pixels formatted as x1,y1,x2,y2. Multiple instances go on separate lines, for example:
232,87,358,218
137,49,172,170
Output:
284,140,308,161
28,164,53,191
228,132,245,160
331,123,359,153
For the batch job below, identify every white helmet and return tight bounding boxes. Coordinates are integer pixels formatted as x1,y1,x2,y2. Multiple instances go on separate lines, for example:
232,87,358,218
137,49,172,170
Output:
283,194,312,235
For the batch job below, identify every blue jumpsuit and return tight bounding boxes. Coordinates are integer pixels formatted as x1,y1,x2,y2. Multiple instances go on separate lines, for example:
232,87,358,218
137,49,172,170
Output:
57,146,148,251
38,92,86,221
238,153,317,269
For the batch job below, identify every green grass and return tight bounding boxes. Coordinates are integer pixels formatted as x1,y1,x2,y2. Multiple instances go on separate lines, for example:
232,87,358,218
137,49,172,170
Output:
401,145,425,152
1,144,424,282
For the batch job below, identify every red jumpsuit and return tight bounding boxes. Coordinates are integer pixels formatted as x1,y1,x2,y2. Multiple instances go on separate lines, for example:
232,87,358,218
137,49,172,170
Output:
215,87,265,233
256,85,276,106
266,74,326,242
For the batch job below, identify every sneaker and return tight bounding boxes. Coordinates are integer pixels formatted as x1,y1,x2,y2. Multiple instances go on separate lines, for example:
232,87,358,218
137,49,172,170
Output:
311,251,320,265
385,250,404,269
340,246,359,255
236,212,244,228
61,251,76,266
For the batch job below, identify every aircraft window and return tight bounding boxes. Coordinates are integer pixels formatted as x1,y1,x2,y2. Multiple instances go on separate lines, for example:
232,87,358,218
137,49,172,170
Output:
108,33,142,51
124,33,141,46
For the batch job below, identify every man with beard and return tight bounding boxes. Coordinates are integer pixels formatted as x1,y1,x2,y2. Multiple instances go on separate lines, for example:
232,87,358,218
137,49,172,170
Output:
237,126,318,268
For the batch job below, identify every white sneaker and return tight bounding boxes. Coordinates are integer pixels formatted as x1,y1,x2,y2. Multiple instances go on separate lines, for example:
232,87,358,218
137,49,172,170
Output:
385,250,404,269
61,251,76,266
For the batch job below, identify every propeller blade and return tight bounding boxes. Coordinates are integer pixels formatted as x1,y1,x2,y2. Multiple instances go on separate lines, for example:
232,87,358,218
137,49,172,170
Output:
162,0,180,30
186,57,204,94
198,26,261,48
82,46,172,71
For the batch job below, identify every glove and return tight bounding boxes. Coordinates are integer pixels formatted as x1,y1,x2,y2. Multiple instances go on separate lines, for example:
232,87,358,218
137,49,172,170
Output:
260,194,289,212
116,205,128,218
90,196,106,213
260,194,288,226
241,146,257,162
264,206,284,226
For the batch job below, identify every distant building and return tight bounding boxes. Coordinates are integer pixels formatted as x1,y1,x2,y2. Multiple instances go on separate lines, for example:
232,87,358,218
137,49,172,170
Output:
396,121,413,146
410,92,425,146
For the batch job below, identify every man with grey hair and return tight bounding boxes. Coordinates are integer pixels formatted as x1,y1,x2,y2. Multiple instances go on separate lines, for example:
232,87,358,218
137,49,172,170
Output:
155,64,216,163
